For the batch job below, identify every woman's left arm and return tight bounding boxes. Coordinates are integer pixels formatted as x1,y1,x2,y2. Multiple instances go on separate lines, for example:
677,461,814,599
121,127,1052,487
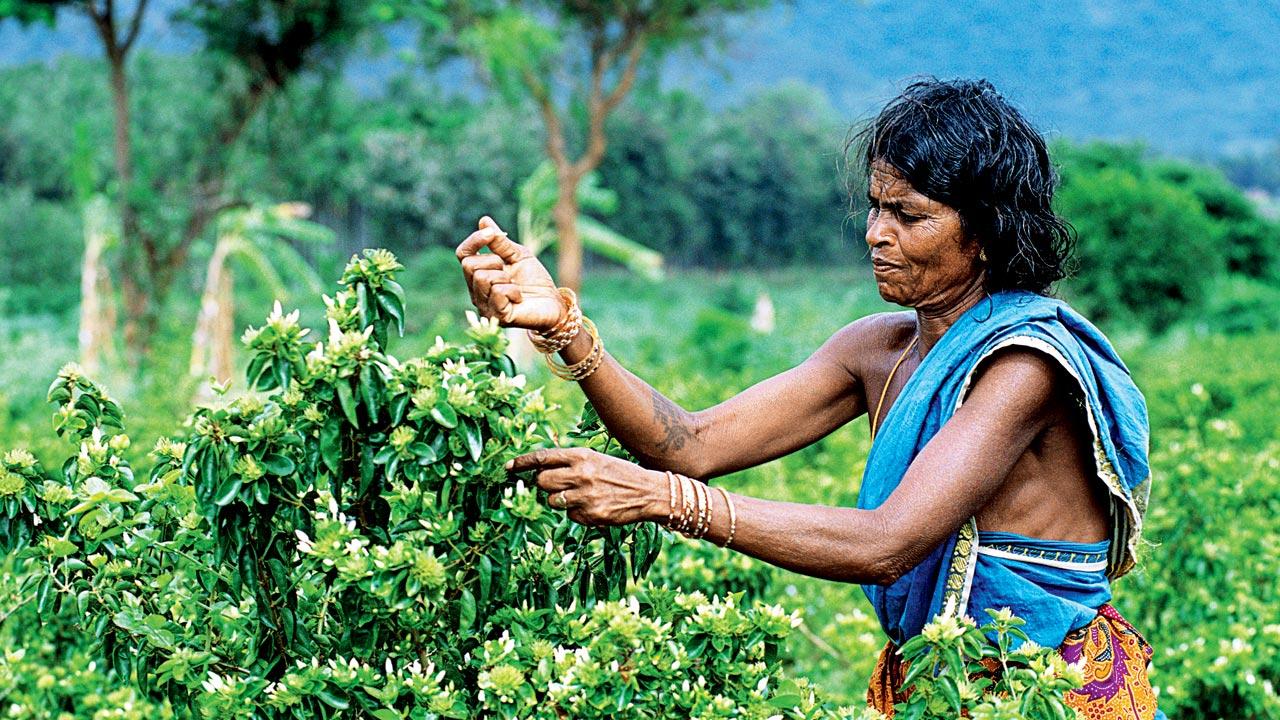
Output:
509,348,1064,586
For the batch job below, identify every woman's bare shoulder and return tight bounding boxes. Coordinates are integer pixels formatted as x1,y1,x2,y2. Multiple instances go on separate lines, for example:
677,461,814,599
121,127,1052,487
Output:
813,311,916,372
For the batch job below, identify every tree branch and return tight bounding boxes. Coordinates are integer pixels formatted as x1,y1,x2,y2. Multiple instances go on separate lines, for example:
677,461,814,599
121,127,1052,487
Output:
524,68,571,173
120,0,149,53
82,0,116,56
575,26,647,177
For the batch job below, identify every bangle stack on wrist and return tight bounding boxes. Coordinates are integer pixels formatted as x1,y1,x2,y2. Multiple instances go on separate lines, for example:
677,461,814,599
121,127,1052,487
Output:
527,288,582,354
662,470,736,548
528,287,605,382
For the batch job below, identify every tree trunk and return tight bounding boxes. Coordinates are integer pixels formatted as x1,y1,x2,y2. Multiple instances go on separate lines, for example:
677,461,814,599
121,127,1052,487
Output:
78,195,118,374
191,237,235,394
105,49,150,361
553,172,583,292
211,264,235,386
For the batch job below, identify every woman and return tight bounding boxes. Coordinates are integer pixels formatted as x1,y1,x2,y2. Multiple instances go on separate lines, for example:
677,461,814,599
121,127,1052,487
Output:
455,78,1161,718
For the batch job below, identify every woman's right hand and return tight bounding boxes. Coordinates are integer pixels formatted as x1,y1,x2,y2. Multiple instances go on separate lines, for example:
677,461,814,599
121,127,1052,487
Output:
455,216,566,332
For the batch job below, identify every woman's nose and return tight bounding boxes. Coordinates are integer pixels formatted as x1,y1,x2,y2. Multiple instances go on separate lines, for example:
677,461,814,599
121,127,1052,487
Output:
866,213,894,248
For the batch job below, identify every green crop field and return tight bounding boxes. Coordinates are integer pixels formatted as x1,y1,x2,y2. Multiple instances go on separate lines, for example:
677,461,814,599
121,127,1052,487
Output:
3,256,1277,717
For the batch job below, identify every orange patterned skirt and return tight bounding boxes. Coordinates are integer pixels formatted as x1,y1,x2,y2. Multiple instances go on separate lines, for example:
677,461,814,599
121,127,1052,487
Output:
867,604,1160,719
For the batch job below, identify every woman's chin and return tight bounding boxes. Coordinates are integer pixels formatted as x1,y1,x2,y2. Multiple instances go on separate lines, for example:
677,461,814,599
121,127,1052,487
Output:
873,280,912,307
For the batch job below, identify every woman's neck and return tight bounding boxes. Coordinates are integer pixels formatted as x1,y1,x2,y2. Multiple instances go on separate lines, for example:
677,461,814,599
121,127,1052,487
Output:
913,277,988,355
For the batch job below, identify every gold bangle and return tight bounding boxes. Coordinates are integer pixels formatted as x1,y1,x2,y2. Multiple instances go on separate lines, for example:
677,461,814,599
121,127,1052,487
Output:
700,480,713,540
545,317,604,382
680,474,695,533
684,476,702,539
715,485,736,548
665,471,678,527
688,477,710,539
528,288,582,354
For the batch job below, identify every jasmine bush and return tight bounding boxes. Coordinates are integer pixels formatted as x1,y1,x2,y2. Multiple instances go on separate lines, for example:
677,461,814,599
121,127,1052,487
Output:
0,251,1082,719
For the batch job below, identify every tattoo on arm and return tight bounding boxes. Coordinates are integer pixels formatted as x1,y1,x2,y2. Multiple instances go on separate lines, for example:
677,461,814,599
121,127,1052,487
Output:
650,388,693,454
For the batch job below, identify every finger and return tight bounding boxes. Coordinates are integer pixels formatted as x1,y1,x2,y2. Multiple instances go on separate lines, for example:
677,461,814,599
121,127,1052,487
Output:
472,268,510,300
489,284,523,323
455,227,497,260
490,288,514,323
532,467,577,493
507,448,577,473
548,490,580,510
469,218,529,265
461,253,504,283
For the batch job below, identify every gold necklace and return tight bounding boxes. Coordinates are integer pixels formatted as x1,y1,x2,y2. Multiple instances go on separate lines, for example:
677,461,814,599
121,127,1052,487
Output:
870,334,919,441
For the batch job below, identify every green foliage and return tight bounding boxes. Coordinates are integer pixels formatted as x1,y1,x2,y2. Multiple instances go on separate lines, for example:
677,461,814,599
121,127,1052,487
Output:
0,250,851,718
895,606,1084,720
647,536,776,604
1056,152,1221,330
1201,275,1280,335
1055,141,1280,331
1150,159,1280,279
0,187,81,315
0,0,71,25
599,84,851,267
1120,386,1280,718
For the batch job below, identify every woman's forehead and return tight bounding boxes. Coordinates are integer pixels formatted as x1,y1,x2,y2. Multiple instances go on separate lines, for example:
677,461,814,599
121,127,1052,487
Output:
869,161,926,201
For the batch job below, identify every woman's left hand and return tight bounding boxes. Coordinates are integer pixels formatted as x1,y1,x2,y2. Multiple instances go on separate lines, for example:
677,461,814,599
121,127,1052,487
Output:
506,448,666,527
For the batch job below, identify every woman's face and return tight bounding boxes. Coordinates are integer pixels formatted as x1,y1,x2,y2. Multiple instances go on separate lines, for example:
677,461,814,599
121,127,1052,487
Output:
865,160,984,309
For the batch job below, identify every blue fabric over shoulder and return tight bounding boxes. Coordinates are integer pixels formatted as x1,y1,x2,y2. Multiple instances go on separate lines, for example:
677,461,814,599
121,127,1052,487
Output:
856,290,1151,646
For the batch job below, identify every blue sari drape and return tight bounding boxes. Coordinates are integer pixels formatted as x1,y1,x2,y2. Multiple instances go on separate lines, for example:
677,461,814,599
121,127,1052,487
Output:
857,290,1151,646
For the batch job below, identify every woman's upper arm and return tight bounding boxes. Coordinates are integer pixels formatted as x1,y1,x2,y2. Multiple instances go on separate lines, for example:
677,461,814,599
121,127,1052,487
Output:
868,348,1062,580
688,316,878,479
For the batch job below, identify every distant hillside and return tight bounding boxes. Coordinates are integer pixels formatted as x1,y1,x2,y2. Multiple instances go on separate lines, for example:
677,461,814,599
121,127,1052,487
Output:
4,0,1278,155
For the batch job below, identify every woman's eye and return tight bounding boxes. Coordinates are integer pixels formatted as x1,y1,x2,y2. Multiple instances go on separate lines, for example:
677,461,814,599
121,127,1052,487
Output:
898,212,922,223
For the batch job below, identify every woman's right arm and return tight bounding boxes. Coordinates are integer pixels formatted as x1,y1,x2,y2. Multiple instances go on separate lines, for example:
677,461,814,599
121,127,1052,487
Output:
456,217,873,480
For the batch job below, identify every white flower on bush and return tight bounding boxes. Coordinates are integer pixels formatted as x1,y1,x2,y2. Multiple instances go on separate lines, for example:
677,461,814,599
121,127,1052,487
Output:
3,449,37,470
488,372,527,400
922,597,972,644
441,357,471,382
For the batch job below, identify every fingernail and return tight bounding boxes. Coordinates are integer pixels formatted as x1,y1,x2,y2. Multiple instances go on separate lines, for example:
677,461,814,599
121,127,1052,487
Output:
504,460,513,470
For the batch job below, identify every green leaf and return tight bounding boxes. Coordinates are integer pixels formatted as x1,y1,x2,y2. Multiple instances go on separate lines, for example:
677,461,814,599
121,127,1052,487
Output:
46,378,70,404
376,290,405,336
213,476,242,507
320,419,342,474
461,419,483,462
274,358,291,391
382,278,406,308
246,354,269,389
430,403,458,429
389,394,409,424
260,453,296,476
359,365,380,422
35,575,52,613
373,445,397,464
767,694,802,709
336,381,360,428
316,688,350,710
458,587,476,631
410,441,437,464
356,281,374,329
477,554,493,608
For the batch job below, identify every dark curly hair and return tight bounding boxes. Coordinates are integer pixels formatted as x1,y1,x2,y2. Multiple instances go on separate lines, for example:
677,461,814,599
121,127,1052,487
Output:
851,77,1075,294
